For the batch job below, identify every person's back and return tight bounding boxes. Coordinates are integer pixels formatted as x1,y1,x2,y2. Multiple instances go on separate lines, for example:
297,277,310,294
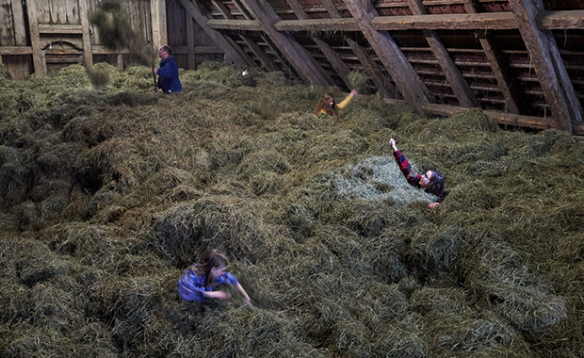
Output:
155,45,182,94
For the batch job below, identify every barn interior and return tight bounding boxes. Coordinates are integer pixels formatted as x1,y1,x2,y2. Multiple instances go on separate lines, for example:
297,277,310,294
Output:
2,1,584,358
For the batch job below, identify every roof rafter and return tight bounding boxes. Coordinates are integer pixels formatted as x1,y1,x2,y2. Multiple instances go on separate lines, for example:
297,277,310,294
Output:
407,0,478,108
510,0,582,132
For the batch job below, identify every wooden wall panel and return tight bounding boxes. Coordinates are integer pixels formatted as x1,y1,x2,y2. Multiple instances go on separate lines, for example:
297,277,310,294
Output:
167,0,187,47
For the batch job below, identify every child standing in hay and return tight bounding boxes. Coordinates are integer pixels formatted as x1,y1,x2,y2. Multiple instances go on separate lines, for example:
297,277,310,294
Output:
390,138,447,208
313,89,358,119
178,249,251,305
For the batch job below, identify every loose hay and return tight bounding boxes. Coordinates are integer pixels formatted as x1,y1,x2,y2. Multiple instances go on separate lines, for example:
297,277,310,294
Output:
1,62,583,358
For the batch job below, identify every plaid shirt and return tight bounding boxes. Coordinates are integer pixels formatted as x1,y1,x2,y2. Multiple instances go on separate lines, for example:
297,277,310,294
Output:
393,149,444,203
178,265,239,301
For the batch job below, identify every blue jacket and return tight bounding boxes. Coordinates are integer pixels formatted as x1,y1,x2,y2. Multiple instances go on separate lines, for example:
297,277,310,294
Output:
157,55,182,93
177,265,239,301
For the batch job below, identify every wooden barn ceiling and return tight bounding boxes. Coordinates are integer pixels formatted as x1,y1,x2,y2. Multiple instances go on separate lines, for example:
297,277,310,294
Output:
179,0,584,134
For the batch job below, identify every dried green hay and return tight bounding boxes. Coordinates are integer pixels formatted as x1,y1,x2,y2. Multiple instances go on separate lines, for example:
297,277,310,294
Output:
467,239,568,331
107,90,158,107
153,196,277,267
89,1,157,67
237,150,292,176
304,129,368,164
0,63,11,79
347,69,369,93
144,167,196,194
86,67,110,87
430,109,499,133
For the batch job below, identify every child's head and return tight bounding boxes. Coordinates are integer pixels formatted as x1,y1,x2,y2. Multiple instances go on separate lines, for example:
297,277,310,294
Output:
314,93,338,118
425,170,444,196
198,249,229,286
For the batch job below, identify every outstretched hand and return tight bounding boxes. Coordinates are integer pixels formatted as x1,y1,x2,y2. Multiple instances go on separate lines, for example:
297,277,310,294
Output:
389,138,398,152
350,89,358,97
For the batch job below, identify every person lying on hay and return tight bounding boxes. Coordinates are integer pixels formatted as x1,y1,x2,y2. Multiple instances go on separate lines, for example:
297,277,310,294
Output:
178,249,251,305
390,138,447,208
153,45,182,94
313,89,358,119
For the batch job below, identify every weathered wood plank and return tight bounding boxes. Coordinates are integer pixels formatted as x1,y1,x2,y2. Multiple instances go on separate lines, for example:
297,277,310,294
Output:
79,0,93,66
510,0,582,132
175,0,253,65
211,0,278,70
343,0,429,113
27,0,47,74
407,0,478,108
38,24,83,34
207,11,584,32
186,17,195,69
285,0,350,88
0,46,33,55
66,0,80,24
206,19,262,31
345,36,396,98
240,0,331,86
11,0,27,46
320,0,342,18
50,0,69,24
0,0,15,46
464,0,521,114
151,0,168,49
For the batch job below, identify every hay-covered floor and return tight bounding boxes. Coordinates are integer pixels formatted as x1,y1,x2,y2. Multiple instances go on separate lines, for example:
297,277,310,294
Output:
1,62,583,358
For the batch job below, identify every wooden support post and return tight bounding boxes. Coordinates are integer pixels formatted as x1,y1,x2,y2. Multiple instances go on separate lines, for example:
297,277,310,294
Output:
465,0,522,114
240,0,331,86
175,0,253,66
345,37,395,98
12,0,27,46
117,54,124,70
211,0,280,71
26,0,46,74
407,0,478,108
285,0,351,88
510,0,582,132
343,0,429,113
79,0,93,67
186,17,196,69
151,0,168,49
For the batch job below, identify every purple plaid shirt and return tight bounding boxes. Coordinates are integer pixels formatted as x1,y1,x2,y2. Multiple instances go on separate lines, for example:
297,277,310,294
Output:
178,265,239,301
393,149,444,203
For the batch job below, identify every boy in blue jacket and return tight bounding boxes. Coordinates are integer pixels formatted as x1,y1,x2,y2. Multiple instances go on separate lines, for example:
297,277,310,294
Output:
153,45,182,93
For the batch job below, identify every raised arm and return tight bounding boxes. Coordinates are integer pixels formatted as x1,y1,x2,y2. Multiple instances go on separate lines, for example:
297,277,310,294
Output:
390,138,421,187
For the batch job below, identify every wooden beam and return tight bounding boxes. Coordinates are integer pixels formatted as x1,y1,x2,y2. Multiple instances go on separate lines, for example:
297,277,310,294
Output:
12,0,27,46
207,10,584,32
320,0,343,19
211,0,279,71
37,24,83,34
0,46,33,55
539,10,584,29
406,0,478,108
26,0,46,74
151,0,168,49
175,0,253,66
79,0,93,67
345,37,396,98
240,0,331,86
510,0,582,132
343,0,429,113
285,0,352,88
464,0,522,114
186,16,196,69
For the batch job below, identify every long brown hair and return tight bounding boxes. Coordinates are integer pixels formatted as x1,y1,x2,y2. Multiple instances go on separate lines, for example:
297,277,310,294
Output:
192,249,229,287
313,93,338,119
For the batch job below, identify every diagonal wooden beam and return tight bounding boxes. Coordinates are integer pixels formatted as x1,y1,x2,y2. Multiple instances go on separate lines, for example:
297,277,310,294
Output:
231,0,298,78
342,0,429,113
465,0,522,114
345,37,396,98
176,0,255,66
510,0,582,132
210,0,280,71
285,0,351,89
240,0,331,86
407,0,478,108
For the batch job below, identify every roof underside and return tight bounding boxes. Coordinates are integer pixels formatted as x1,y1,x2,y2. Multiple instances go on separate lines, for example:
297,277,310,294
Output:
193,0,584,132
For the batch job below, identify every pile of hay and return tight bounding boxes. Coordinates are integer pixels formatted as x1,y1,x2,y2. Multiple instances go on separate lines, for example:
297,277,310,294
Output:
1,61,584,357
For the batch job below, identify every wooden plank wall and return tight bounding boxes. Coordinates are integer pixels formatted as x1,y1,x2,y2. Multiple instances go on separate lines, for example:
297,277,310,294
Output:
0,0,32,79
166,0,224,69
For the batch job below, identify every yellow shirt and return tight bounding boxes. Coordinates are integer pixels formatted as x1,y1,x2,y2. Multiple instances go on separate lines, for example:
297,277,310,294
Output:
317,93,353,114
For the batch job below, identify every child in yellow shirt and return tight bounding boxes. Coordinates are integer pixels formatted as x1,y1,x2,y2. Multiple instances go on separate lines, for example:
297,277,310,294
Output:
313,89,358,119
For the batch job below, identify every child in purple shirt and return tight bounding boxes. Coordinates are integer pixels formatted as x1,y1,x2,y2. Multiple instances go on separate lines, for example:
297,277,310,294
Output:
178,249,251,305
390,138,446,208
